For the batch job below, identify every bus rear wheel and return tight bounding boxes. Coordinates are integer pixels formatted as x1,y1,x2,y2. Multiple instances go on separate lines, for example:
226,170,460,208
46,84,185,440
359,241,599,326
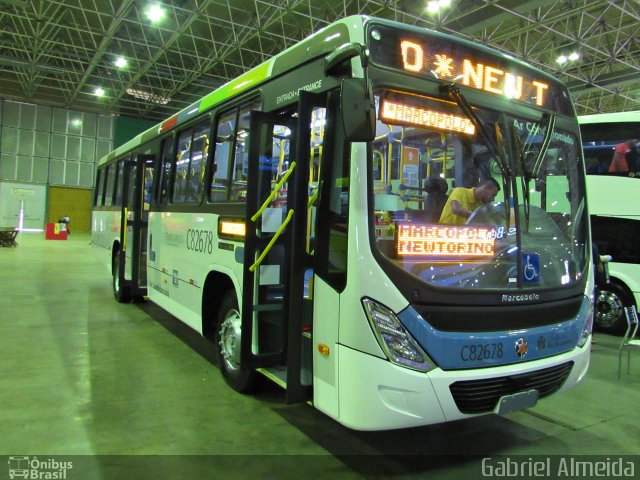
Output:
112,251,131,303
214,290,256,392
595,281,633,334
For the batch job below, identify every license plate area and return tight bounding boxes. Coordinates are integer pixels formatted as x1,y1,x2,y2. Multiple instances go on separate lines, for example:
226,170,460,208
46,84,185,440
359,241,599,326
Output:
496,389,539,415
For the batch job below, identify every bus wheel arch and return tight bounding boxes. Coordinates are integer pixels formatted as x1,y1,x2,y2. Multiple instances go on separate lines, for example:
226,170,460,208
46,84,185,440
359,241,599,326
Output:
595,279,635,334
202,272,257,392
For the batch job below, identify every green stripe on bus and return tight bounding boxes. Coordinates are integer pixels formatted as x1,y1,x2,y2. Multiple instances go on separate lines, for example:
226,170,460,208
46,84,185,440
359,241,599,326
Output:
200,62,271,112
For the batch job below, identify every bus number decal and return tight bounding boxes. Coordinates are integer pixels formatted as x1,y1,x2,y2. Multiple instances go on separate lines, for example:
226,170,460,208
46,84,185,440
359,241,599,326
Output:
186,229,214,254
460,343,503,362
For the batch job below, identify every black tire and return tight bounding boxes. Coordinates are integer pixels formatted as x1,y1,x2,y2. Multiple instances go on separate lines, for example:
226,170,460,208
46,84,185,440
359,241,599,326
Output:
595,281,634,335
112,250,131,303
214,290,257,392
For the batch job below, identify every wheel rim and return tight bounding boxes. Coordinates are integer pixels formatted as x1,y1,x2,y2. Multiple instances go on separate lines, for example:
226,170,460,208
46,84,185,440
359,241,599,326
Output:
219,307,241,372
595,290,624,328
114,257,120,293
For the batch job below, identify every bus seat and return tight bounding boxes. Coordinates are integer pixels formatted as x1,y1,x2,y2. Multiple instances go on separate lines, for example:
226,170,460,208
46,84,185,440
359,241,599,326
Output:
423,178,449,222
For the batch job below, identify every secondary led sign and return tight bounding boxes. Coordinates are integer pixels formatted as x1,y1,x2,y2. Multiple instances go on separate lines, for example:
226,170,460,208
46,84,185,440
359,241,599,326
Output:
219,220,246,237
396,223,495,257
380,100,476,135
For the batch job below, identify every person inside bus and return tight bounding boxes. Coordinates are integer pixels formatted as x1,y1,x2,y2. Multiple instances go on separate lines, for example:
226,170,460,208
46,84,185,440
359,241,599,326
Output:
608,139,637,173
625,140,639,172
439,178,500,225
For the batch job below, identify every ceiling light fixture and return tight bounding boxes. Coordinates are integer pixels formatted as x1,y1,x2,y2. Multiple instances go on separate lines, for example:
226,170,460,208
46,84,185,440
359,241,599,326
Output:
126,87,171,105
145,4,166,23
114,57,128,68
427,0,452,14
94,87,105,96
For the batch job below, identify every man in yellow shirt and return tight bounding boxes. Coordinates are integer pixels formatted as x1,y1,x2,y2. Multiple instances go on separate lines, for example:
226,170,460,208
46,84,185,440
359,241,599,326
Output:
439,178,500,225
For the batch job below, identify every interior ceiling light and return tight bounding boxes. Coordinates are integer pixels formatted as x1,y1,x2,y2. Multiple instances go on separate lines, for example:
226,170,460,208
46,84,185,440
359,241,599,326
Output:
145,4,166,23
94,87,105,96
126,87,171,105
114,57,128,68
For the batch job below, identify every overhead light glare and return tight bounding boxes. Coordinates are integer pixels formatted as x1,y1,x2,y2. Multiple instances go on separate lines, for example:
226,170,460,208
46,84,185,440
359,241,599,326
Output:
427,0,452,14
145,4,166,23
114,57,128,68
556,55,568,65
568,51,580,61
94,87,105,96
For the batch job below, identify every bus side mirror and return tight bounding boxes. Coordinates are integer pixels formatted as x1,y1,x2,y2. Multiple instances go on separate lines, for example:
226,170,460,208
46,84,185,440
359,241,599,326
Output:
341,78,375,142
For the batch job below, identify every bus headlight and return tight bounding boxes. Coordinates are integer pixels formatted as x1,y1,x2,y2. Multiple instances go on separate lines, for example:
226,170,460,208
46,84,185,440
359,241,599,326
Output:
362,298,435,372
578,297,594,348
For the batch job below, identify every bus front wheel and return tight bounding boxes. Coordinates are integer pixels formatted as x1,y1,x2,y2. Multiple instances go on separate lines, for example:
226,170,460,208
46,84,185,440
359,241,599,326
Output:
215,290,257,392
112,251,131,303
595,281,633,334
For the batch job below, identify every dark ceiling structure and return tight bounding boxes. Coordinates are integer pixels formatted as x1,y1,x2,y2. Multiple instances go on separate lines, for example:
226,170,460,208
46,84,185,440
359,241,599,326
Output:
1,0,639,121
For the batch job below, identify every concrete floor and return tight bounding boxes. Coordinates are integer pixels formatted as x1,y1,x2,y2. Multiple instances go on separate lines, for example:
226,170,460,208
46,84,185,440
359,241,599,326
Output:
1,233,638,479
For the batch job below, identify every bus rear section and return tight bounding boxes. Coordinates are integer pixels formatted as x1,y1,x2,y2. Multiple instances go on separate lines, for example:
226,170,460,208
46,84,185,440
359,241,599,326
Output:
579,112,640,333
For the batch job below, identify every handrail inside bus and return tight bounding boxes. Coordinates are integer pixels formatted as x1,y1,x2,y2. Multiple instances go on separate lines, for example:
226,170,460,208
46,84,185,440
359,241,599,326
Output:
250,161,297,222
249,209,295,272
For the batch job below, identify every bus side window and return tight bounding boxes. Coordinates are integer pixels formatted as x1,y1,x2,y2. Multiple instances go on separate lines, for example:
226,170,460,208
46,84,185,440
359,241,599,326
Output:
114,159,125,206
210,110,236,202
229,105,255,201
94,168,104,206
173,129,193,203
158,137,174,205
104,164,116,207
186,121,209,203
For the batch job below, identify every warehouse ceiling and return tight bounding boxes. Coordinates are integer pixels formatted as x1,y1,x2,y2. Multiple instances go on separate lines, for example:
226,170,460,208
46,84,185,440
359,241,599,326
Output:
1,0,639,121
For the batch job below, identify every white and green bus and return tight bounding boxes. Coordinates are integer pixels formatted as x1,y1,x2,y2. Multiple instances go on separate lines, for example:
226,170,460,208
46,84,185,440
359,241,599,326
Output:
579,111,639,333
92,16,593,430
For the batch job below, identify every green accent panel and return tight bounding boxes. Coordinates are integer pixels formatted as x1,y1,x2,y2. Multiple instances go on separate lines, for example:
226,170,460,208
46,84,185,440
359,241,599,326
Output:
114,116,157,149
200,62,271,112
271,23,351,76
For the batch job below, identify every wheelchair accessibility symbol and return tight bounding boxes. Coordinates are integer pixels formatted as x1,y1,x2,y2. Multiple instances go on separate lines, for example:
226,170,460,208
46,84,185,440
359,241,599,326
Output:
522,254,540,283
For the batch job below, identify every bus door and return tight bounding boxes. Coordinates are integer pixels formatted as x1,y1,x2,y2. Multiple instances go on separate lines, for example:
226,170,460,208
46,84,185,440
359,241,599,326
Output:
241,92,325,403
117,154,153,299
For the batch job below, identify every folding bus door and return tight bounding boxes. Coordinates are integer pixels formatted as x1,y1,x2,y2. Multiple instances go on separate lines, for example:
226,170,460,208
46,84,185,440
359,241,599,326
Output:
241,92,325,403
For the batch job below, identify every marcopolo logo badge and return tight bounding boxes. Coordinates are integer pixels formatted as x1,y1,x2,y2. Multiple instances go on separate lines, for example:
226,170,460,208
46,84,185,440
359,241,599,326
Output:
7,456,73,479
515,338,528,358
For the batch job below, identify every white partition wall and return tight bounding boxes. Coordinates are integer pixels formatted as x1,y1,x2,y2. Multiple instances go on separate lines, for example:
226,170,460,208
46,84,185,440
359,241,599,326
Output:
0,181,46,230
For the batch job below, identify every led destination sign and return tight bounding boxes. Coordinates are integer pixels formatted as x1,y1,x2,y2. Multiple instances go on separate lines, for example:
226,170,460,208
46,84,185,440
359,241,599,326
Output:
369,25,572,115
397,223,495,257
399,40,549,107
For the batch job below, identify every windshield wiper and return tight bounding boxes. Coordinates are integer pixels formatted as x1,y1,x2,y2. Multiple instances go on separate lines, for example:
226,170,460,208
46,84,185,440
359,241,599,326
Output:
531,112,556,180
440,83,512,179
515,112,556,230
440,82,515,227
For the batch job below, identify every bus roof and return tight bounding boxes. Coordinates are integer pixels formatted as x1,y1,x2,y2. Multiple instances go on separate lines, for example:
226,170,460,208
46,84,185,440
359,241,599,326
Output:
99,15,574,167
578,111,640,125
98,15,368,166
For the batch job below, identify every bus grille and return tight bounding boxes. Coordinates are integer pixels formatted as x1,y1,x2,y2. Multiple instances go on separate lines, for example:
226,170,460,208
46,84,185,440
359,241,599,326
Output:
449,362,574,414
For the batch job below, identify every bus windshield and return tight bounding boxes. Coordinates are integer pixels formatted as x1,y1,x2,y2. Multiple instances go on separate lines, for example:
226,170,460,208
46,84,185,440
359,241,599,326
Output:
371,89,588,291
